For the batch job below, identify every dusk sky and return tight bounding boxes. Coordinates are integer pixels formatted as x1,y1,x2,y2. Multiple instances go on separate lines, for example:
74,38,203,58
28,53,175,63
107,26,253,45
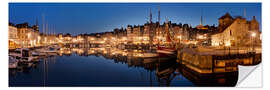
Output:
9,3,261,35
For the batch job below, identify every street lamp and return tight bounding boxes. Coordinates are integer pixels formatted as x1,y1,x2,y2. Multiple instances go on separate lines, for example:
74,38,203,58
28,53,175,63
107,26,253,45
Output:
251,32,256,53
177,35,182,46
27,33,32,48
251,32,256,37
197,35,203,40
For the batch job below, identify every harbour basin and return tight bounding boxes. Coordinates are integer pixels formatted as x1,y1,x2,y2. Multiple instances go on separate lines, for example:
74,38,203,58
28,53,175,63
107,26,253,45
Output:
9,47,240,87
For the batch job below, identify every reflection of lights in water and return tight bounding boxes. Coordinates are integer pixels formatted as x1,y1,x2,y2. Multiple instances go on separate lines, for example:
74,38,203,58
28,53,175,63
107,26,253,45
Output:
217,78,226,83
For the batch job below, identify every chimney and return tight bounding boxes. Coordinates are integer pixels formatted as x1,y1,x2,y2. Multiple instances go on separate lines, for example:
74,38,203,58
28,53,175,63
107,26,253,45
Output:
253,16,256,20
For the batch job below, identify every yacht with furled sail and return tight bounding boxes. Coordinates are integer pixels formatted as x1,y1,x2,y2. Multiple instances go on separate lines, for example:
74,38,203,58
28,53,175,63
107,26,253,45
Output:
155,5,177,57
9,48,36,62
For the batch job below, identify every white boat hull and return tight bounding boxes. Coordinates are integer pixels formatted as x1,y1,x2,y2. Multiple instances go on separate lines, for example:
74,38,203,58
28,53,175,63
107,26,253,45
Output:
9,62,18,69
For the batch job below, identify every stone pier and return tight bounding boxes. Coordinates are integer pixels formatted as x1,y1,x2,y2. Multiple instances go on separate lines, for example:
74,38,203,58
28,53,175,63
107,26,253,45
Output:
177,47,261,74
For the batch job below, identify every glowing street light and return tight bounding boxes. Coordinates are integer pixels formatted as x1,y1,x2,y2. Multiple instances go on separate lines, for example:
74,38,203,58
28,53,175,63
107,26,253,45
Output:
177,35,182,46
251,32,256,53
122,37,127,41
225,41,231,47
177,35,182,39
251,32,256,37
197,35,203,39
90,38,95,40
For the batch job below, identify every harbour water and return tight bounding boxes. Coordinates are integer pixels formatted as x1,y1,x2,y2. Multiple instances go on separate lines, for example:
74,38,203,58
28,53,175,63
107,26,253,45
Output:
9,47,239,87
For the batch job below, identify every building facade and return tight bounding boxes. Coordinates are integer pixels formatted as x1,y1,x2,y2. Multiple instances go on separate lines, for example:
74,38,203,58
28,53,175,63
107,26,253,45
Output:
16,22,40,48
211,13,261,47
8,23,18,49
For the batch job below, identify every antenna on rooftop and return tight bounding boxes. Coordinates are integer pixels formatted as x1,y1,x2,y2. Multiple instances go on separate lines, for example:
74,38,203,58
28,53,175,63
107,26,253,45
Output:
200,9,203,25
158,4,160,23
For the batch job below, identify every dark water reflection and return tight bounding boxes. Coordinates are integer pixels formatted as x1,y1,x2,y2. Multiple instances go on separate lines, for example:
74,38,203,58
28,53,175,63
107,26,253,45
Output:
9,47,238,87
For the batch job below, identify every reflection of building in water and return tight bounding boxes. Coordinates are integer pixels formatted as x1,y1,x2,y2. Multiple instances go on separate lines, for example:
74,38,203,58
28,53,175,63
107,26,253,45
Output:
59,48,72,56
9,62,40,77
180,65,238,86
9,46,242,87
187,54,259,73
9,55,57,86
60,47,237,86
54,47,241,86
155,60,178,86
59,47,166,71
178,48,261,74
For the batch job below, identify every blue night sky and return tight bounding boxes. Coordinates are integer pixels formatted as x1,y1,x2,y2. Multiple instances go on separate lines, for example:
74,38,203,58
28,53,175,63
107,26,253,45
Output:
9,3,261,35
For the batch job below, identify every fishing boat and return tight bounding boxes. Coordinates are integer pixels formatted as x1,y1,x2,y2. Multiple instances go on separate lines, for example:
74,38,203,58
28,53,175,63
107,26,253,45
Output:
9,48,22,57
156,36,176,57
9,56,19,69
20,48,35,62
10,48,35,62
157,45,176,55
156,18,177,57
31,51,39,56
39,52,47,56
38,47,58,53
31,51,41,59
51,45,61,50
